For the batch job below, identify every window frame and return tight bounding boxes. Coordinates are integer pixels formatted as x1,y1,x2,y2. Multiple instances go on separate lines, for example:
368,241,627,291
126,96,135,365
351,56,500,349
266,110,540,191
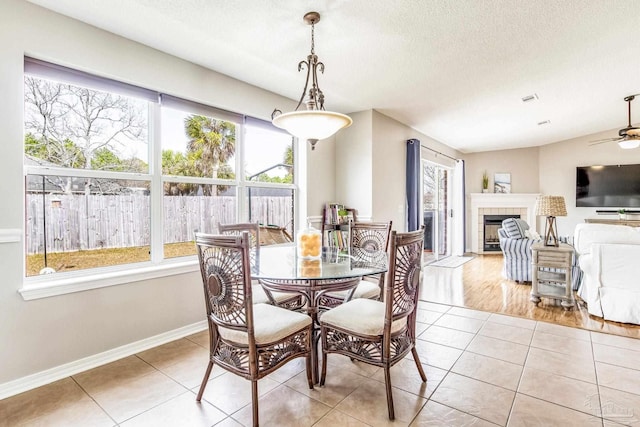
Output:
20,57,298,300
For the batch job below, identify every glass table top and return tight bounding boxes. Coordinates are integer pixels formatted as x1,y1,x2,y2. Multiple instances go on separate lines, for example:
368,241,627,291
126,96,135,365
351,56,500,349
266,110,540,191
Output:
253,245,388,281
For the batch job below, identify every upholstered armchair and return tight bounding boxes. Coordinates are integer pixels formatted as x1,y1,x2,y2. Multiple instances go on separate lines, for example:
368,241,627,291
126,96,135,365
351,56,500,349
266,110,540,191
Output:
498,226,538,283
498,218,581,290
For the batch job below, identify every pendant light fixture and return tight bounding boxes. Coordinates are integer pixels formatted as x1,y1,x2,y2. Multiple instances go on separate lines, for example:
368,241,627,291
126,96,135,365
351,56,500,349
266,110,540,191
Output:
271,11,352,150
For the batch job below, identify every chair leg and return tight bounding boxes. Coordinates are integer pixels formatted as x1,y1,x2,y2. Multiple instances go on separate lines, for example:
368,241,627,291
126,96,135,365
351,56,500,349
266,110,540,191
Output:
320,348,328,386
306,352,314,390
251,379,259,427
411,347,427,382
384,365,395,420
196,361,214,401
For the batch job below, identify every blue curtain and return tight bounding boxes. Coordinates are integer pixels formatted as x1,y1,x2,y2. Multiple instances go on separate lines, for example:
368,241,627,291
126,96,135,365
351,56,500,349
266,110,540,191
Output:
406,139,421,231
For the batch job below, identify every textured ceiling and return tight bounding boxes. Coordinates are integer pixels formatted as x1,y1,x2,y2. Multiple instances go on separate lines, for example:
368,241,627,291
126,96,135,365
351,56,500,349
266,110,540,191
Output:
27,0,640,153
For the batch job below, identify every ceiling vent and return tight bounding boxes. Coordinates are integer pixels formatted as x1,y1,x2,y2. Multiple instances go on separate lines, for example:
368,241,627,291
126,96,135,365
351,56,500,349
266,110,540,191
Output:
522,94,539,103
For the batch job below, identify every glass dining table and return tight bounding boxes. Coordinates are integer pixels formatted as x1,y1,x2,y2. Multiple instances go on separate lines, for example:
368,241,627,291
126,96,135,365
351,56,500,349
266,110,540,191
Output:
253,244,388,383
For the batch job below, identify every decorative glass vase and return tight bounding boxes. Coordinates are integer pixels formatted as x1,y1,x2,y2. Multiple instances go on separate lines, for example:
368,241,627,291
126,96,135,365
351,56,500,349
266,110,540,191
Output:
297,225,321,259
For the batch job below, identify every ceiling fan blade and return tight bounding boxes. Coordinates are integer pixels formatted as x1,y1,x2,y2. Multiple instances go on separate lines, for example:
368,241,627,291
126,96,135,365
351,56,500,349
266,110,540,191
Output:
588,138,621,146
588,96,639,147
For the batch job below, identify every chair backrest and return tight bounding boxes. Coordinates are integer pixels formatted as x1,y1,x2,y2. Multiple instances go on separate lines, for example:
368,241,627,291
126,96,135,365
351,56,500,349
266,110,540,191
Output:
218,222,260,270
218,222,260,249
259,224,293,245
384,229,424,325
351,221,393,252
195,232,253,332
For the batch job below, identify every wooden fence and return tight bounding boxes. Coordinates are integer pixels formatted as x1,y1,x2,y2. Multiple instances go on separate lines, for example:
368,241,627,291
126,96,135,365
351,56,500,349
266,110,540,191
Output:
26,194,292,254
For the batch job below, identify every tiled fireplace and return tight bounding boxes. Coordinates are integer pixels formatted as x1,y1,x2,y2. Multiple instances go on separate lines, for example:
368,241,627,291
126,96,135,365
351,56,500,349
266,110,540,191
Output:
483,214,521,252
469,193,540,254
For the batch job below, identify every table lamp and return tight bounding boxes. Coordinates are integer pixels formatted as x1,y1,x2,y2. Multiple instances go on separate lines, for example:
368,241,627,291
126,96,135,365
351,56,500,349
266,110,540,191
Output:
535,195,567,247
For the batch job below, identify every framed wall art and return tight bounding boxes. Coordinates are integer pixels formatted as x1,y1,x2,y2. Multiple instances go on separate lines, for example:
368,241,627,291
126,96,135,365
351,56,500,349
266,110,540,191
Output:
494,173,511,193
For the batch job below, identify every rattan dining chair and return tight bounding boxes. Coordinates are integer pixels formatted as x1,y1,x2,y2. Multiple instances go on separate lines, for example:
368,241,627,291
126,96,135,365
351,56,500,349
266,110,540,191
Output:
319,221,392,308
194,232,313,427
218,222,302,310
319,229,426,420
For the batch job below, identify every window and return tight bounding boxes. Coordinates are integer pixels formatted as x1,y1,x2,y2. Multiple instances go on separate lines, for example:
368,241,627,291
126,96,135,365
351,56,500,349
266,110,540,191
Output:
160,97,240,258
23,58,296,281
244,123,295,237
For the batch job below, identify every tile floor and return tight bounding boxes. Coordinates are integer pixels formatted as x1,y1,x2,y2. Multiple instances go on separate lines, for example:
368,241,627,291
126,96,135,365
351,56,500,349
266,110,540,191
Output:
2,302,640,426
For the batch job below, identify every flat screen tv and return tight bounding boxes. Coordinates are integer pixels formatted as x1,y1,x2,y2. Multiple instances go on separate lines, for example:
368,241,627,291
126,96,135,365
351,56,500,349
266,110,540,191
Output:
576,164,640,208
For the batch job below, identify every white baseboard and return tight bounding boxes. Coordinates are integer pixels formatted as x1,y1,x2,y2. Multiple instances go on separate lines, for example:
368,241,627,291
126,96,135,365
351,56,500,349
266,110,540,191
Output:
0,320,208,400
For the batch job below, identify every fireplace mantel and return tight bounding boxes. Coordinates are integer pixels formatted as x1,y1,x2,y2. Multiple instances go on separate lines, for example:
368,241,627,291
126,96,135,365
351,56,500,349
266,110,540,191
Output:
469,193,540,253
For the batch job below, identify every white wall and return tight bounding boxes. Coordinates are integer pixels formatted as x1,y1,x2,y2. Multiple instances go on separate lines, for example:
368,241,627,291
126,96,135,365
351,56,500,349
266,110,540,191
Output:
0,0,332,388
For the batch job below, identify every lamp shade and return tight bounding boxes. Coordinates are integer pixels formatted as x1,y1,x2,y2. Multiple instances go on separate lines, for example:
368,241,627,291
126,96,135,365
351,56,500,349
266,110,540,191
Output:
535,195,567,217
272,110,352,142
618,139,640,149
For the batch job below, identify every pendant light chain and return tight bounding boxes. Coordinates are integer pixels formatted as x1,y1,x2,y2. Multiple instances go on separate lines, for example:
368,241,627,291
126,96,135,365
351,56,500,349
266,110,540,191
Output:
310,19,315,55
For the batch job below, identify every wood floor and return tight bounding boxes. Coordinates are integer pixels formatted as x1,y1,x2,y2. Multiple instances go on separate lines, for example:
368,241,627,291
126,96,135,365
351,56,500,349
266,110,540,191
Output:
421,253,640,339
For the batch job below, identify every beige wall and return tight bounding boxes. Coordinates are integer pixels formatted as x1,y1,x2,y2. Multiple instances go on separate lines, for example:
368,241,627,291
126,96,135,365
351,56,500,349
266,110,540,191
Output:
335,109,461,231
463,132,640,249
5,0,640,393
462,147,540,251
371,111,459,230
463,146,540,194
305,136,337,223
539,130,640,237
336,111,373,218
0,0,331,387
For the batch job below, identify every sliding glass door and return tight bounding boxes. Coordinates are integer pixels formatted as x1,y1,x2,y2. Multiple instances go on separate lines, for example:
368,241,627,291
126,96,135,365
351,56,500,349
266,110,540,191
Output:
422,161,452,261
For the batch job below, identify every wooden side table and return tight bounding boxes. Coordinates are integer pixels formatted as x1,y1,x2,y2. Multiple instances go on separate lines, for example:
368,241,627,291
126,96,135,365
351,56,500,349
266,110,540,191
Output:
530,242,574,310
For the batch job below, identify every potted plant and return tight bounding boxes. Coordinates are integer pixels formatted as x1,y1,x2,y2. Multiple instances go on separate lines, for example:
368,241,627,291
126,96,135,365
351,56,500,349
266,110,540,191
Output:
337,208,349,224
482,172,489,193
618,208,627,220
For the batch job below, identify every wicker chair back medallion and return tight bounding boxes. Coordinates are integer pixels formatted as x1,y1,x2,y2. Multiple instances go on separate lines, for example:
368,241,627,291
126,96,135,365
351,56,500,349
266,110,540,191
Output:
391,241,422,318
352,223,391,252
218,223,260,271
201,244,248,328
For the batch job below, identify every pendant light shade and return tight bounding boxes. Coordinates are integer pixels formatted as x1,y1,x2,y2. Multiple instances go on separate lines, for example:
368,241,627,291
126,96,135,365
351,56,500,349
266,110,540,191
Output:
272,110,352,147
271,12,352,150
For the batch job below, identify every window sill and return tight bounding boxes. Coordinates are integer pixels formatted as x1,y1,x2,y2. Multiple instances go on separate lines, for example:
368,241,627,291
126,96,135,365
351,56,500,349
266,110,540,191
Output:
19,259,199,301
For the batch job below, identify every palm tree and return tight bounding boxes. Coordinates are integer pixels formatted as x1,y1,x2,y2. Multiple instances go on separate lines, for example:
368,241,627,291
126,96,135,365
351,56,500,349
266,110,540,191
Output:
184,115,235,180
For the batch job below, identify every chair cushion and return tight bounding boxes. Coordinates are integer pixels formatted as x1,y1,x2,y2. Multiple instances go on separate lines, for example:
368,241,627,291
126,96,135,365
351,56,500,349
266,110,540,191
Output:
320,299,406,336
218,303,311,345
502,218,526,239
324,279,380,300
252,284,299,305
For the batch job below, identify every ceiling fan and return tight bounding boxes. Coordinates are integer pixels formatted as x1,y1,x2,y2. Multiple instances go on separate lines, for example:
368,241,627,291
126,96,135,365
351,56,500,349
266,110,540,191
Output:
590,94,640,149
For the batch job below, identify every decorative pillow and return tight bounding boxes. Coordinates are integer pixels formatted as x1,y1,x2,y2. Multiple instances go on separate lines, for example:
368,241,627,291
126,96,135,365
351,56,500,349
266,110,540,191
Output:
502,218,525,239
525,229,541,240
515,219,529,232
